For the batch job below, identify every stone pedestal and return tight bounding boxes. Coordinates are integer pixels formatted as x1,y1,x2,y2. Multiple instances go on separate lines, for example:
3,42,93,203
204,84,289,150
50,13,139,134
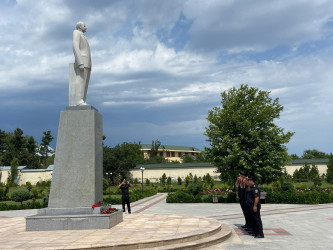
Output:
25,105,116,231
48,105,103,208
26,211,123,231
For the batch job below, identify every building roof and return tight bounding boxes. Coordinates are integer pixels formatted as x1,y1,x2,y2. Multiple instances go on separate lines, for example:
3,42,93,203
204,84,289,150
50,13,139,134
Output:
140,144,201,152
0,165,53,172
289,158,329,165
0,166,27,171
134,162,213,169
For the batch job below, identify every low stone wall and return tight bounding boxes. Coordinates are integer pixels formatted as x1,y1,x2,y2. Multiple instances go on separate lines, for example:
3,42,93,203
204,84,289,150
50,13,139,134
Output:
1,162,329,185
19,171,52,185
130,167,220,183
284,164,327,176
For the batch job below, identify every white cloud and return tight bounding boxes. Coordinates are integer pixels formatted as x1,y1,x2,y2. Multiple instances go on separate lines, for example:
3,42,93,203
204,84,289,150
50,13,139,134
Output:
110,119,207,138
1,1,333,154
183,0,333,52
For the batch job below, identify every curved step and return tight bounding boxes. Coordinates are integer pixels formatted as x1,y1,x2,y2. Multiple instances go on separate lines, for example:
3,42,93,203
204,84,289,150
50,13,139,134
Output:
101,216,226,249
143,225,232,250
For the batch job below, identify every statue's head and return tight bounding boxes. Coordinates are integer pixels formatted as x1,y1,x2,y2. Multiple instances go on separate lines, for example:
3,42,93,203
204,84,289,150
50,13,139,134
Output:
76,21,87,32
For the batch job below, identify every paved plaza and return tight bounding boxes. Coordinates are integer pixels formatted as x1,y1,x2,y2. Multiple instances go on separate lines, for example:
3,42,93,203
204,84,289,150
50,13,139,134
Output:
0,193,332,249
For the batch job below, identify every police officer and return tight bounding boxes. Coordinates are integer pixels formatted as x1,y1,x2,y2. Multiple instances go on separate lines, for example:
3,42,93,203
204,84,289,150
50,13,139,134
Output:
247,176,264,238
118,179,133,214
244,176,255,234
236,174,250,229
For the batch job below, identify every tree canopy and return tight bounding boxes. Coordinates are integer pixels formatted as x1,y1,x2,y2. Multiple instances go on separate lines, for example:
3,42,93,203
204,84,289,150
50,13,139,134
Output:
103,142,144,184
205,84,294,184
0,128,53,169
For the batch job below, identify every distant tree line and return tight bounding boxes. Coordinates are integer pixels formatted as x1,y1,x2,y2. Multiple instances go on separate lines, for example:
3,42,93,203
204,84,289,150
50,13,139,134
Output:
0,128,54,170
290,149,330,159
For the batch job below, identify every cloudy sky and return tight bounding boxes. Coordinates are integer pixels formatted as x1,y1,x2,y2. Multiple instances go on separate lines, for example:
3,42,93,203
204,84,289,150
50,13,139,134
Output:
1,0,333,155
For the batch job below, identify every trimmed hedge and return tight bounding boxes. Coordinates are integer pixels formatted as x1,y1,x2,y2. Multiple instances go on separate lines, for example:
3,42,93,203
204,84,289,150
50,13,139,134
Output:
166,190,333,204
166,190,237,203
103,187,158,204
0,201,47,210
266,190,333,204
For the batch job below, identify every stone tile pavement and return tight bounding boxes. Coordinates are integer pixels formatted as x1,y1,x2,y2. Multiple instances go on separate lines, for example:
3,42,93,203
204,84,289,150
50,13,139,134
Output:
1,193,332,249
134,195,333,250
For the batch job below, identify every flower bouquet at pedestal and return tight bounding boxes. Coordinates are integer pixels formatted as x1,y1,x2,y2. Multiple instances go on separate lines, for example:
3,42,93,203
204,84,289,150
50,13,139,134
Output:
203,188,225,203
92,201,118,214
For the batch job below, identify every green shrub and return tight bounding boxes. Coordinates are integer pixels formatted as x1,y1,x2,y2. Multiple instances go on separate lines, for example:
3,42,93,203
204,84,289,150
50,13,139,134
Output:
313,176,322,187
266,190,333,204
202,194,213,203
166,190,194,203
0,200,47,211
103,178,108,191
0,188,4,201
10,190,31,205
31,188,39,199
187,183,203,196
177,177,182,185
194,194,202,203
217,195,225,203
226,192,237,203
281,182,295,193
26,182,33,192
160,173,167,184
103,196,122,204
167,176,172,186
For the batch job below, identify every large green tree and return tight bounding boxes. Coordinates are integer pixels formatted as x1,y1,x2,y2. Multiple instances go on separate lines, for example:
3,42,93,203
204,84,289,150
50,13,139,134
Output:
0,128,50,169
205,84,294,184
39,131,54,168
103,142,144,185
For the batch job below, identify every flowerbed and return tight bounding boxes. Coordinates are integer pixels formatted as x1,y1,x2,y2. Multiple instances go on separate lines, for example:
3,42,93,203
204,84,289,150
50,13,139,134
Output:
92,201,118,214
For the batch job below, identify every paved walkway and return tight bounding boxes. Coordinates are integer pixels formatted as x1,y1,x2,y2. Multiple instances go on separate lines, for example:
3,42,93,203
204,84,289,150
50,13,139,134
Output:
1,193,333,249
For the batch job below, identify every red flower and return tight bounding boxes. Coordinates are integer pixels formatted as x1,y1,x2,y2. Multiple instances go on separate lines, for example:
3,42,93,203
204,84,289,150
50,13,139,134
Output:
92,204,98,208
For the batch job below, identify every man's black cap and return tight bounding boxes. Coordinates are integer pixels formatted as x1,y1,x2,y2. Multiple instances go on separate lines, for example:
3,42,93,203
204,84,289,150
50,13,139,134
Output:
247,175,255,181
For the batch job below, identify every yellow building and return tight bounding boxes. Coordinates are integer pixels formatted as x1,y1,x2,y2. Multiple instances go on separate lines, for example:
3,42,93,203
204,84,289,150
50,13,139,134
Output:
140,144,202,163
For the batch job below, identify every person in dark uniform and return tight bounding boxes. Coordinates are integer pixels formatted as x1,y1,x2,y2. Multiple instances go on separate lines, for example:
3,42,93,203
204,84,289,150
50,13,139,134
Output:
244,176,255,234
236,174,250,229
118,179,133,214
247,176,264,238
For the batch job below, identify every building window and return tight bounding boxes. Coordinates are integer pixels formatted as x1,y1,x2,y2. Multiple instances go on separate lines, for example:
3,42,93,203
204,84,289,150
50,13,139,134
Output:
192,153,194,155
178,152,182,157
159,152,163,157
171,152,175,157
166,152,170,157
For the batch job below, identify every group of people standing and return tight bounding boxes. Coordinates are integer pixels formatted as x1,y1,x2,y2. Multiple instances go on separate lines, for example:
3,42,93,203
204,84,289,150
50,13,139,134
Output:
236,174,264,238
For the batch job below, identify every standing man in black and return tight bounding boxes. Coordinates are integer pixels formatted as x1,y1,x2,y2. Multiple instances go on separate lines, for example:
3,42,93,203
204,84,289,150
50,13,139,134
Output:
118,179,133,214
247,176,264,238
236,174,249,229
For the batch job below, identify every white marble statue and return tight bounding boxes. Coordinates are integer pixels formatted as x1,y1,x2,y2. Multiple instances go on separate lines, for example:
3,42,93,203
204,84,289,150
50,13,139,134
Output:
71,21,91,106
